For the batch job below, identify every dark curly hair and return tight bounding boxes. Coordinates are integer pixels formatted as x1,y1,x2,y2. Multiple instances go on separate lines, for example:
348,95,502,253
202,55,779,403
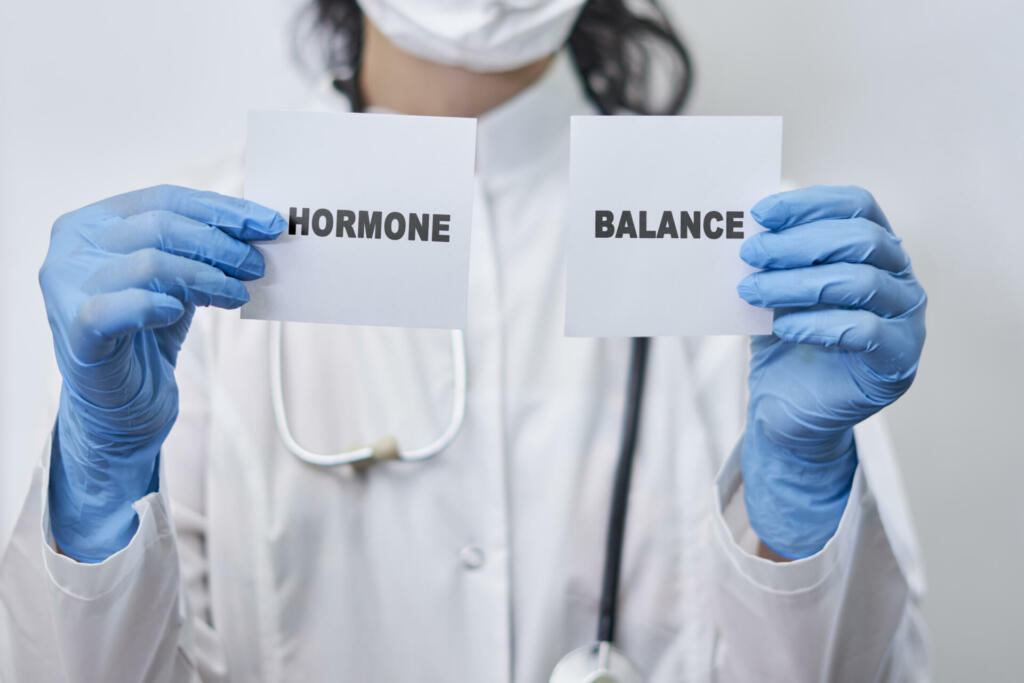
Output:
308,0,693,116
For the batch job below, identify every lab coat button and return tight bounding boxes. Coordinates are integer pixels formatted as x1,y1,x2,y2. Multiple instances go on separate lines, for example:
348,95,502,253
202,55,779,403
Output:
459,545,485,569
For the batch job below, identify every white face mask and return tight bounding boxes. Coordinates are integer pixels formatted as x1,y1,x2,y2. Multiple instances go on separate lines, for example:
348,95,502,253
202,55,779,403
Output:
356,0,587,73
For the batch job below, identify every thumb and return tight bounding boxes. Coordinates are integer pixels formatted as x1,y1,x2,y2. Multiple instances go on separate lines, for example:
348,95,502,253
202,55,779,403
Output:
71,289,186,364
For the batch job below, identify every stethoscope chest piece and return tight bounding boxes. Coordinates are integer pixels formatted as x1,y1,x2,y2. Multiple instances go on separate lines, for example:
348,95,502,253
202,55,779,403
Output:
549,641,642,683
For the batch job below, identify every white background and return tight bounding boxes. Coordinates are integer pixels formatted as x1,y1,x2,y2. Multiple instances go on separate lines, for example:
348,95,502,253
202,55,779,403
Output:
1,1,1021,679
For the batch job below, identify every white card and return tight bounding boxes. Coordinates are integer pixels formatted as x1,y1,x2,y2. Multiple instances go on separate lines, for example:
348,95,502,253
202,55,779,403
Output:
242,110,477,329
566,116,781,337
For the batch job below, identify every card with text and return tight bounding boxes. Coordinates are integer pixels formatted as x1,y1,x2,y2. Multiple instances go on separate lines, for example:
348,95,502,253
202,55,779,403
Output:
566,116,781,337
242,110,476,328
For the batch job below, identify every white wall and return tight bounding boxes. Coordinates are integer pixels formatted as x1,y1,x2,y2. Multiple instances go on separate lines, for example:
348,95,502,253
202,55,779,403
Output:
1,1,1021,680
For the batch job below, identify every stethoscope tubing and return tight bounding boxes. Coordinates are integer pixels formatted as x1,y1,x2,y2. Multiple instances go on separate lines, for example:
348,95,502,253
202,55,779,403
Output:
598,337,650,644
270,322,467,466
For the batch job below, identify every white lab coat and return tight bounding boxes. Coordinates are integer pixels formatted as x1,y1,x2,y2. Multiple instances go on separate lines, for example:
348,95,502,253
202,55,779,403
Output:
0,52,928,682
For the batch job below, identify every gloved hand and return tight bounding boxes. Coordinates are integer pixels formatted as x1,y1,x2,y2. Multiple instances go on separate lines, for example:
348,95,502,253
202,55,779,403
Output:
39,185,284,562
736,185,926,559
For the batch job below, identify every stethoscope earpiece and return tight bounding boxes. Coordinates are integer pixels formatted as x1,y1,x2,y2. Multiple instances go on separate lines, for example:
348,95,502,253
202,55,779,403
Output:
549,641,643,683
271,323,467,467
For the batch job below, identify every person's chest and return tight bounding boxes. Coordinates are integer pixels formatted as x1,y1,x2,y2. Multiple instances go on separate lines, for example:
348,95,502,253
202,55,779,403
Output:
197,152,748,682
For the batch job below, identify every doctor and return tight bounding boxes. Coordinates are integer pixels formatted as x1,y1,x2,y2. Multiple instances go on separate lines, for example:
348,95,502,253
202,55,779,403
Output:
1,0,928,681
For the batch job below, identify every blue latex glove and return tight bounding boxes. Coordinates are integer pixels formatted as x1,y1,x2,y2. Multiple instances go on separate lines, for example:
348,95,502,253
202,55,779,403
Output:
39,185,284,562
736,186,926,559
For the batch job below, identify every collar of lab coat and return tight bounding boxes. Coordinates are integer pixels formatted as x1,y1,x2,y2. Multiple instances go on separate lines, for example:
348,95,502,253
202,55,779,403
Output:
311,49,595,192
474,49,596,190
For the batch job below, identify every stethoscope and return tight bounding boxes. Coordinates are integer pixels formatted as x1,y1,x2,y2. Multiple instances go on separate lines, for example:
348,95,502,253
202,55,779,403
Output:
270,323,468,465
270,322,650,682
